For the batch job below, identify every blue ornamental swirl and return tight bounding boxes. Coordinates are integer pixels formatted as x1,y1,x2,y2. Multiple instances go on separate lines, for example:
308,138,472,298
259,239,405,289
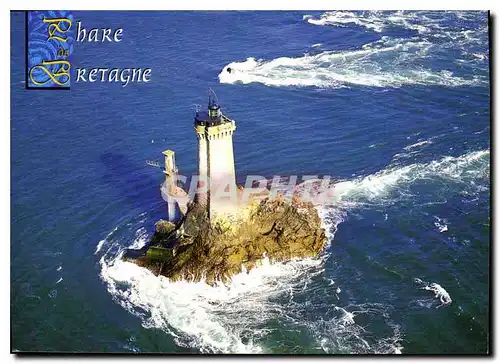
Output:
27,11,74,88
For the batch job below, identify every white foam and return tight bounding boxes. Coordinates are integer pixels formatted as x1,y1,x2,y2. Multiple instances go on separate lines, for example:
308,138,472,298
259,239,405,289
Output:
307,11,489,70
99,204,402,354
427,283,452,306
472,53,487,60
305,11,485,41
329,150,489,205
316,205,345,242
306,11,388,32
403,140,432,151
96,226,148,256
335,306,355,325
220,12,487,90
218,38,485,89
332,164,416,203
391,139,434,162
129,227,149,250
313,303,403,354
414,278,452,307
95,226,119,254
434,216,449,233
100,237,327,354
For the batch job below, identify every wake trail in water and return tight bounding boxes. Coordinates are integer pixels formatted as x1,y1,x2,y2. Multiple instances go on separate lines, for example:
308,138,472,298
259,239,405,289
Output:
219,11,488,89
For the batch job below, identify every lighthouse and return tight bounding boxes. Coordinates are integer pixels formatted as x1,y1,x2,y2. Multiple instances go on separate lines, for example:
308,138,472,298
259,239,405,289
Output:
194,90,237,219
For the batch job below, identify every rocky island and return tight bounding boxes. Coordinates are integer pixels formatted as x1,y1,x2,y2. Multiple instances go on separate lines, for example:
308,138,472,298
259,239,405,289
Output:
124,92,328,285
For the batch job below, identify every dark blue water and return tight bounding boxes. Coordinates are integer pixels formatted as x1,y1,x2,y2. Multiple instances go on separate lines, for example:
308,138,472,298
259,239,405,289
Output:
11,11,490,354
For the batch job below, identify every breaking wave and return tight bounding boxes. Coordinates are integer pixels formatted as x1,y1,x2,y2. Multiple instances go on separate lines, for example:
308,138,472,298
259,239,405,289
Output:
95,226,118,254
304,10,486,38
100,243,328,353
220,11,488,89
331,150,489,205
97,203,399,353
99,240,402,354
96,148,487,354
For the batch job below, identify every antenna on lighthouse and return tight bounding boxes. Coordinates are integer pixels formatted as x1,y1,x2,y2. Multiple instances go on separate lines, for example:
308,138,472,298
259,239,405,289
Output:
208,88,219,107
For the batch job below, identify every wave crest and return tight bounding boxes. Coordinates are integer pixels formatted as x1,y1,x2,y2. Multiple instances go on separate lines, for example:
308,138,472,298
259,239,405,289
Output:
305,10,486,39
331,150,489,205
100,250,327,353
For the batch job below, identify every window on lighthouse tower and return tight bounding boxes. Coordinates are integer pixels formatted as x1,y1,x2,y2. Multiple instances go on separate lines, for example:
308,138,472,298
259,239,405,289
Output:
209,105,221,120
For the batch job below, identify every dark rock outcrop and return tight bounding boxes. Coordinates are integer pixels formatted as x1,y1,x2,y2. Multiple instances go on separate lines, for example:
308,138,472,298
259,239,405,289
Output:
124,196,326,285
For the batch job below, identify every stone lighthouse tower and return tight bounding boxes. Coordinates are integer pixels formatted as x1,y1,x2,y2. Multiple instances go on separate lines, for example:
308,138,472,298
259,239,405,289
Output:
194,90,237,219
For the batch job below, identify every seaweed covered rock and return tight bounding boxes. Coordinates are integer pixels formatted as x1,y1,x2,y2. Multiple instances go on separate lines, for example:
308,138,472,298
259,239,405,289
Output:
125,196,326,285
147,219,177,247
155,220,176,235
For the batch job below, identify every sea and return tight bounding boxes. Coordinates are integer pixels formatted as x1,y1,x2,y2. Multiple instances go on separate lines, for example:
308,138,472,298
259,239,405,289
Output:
10,11,490,354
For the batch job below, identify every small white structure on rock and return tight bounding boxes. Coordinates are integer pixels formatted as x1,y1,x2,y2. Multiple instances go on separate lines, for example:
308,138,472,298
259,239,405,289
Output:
160,149,188,222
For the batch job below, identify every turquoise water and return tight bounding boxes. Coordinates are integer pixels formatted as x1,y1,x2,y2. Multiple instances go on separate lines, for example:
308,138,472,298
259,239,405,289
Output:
11,11,490,354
